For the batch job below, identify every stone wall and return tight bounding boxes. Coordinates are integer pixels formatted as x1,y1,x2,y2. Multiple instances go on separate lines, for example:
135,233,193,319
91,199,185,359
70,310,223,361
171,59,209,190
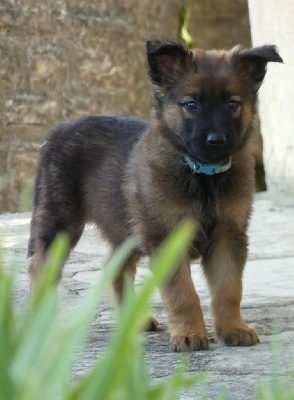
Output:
0,0,251,213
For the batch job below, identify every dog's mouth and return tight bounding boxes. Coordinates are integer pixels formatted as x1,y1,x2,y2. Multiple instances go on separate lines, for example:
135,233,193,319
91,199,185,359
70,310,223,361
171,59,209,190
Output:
183,140,235,166
183,132,239,166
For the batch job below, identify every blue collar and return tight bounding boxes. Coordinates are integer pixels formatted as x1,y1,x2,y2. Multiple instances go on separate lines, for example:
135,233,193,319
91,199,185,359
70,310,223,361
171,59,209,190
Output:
182,154,232,175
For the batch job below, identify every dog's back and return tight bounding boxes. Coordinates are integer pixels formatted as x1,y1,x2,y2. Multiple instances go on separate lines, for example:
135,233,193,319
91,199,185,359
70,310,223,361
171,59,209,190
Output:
28,115,148,273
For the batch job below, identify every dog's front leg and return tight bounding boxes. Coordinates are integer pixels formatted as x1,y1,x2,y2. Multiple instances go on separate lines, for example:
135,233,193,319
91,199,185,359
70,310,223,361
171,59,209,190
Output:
160,256,209,351
202,225,259,346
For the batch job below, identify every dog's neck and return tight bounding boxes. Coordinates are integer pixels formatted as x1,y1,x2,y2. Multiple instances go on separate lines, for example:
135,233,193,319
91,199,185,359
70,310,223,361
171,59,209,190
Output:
182,154,232,176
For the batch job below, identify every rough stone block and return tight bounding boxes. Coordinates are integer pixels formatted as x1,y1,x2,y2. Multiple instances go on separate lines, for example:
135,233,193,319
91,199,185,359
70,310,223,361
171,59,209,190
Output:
28,40,67,94
0,142,9,175
0,5,26,32
10,145,39,212
188,0,251,49
4,94,62,126
0,144,39,212
63,90,131,121
1,125,46,143
0,35,30,92
0,143,13,212
18,3,54,34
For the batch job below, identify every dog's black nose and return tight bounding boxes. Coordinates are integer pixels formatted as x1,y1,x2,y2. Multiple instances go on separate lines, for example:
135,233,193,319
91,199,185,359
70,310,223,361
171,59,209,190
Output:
206,133,226,146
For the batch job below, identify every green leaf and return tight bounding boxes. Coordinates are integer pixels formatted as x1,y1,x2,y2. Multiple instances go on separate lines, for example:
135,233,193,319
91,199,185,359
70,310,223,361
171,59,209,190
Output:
0,256,18,400
179,5,195,48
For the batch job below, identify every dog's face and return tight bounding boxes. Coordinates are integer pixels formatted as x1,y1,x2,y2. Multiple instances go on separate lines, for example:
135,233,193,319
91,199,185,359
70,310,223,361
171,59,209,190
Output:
147,41,282,164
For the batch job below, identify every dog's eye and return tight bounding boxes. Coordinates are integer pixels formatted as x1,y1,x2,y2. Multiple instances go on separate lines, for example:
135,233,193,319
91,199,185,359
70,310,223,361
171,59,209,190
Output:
185,100,197,111
228,100,240,111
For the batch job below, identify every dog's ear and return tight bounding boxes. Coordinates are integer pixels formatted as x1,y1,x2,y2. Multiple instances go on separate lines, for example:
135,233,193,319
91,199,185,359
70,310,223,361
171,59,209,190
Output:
146,40,193,88
232,45,283,89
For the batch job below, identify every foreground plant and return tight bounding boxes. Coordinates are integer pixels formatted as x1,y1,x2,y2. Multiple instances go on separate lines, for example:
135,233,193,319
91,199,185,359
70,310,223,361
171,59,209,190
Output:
0,221,206,400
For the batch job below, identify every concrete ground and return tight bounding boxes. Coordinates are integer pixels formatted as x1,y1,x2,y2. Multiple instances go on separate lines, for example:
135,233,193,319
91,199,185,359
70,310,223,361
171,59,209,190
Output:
1,191,294,399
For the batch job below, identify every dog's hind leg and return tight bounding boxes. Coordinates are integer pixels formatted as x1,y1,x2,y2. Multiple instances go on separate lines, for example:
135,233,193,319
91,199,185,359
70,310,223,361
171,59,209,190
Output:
28,205,85,284
27,151,86,284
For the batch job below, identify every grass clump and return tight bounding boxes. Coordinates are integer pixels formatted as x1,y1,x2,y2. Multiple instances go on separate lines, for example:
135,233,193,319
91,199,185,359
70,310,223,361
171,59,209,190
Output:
0,221,206,400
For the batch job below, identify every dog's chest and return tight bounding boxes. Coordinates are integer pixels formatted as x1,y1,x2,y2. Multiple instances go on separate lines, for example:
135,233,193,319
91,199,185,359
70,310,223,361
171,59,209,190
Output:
175,175,223,257
125,152,227,254
159,173,221,234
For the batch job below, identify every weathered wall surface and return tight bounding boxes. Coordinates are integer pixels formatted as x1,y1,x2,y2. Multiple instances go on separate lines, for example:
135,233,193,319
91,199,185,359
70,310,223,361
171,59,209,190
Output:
188,0,251,50
248,0,294,194
0,0,250,213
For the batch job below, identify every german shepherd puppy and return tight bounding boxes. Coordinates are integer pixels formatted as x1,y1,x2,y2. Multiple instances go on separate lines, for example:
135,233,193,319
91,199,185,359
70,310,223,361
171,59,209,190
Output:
28,40,282,351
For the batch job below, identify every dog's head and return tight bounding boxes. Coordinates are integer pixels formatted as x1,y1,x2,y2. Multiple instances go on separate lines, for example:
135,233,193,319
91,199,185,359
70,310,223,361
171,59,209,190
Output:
146,40,283,164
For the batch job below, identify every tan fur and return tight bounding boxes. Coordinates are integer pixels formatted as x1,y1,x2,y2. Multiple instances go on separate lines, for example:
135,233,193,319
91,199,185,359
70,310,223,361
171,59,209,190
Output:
202,224,259,346
160,256,208,351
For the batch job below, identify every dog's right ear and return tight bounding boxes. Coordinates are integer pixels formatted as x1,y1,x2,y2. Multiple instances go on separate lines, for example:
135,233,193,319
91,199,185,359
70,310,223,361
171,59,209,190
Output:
146,40,192,88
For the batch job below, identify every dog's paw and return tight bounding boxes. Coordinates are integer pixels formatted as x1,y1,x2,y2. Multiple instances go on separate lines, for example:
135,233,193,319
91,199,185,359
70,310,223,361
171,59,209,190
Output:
145,316,159,332
217,326,259,346
171,334,209,352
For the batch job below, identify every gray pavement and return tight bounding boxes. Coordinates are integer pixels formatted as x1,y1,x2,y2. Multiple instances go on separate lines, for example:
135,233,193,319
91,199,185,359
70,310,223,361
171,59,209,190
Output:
1,192,294,399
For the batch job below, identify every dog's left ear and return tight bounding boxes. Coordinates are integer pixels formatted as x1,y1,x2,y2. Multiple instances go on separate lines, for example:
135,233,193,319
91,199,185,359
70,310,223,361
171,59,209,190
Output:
146,40,193,88
233,45,283,89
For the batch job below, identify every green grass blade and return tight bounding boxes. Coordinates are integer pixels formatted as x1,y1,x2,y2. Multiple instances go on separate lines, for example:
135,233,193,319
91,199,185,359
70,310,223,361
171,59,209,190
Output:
0,254,18,400
11,290,58,387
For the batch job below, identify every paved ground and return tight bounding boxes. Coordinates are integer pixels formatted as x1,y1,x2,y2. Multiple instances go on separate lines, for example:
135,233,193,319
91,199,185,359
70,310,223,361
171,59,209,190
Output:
1,191,294,399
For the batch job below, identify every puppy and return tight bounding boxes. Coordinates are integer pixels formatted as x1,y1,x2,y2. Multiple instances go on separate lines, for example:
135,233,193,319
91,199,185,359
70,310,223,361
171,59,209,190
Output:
28,40,283,351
